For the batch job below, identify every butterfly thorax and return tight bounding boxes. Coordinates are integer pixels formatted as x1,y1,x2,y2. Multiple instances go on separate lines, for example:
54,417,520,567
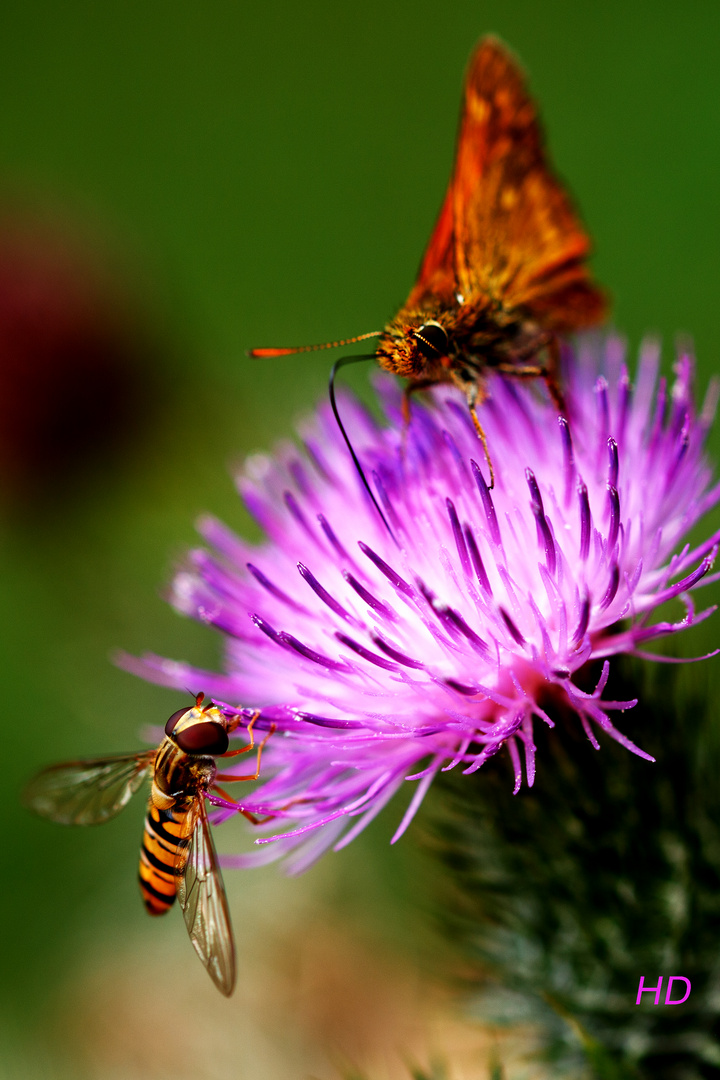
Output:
377,298,547,384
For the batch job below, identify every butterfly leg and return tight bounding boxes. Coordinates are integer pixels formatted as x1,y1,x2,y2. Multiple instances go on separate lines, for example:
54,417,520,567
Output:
399,380,438,467
496,339,568,417
451,372,495,488
543,336,568,417
467,399,495,489
402,379,438,425
215,723,276,783
496,363,568,417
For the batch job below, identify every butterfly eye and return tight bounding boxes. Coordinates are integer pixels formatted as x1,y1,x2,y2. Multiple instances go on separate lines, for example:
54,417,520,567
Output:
414,322,449,358
174,721,229,756
165,708,191,736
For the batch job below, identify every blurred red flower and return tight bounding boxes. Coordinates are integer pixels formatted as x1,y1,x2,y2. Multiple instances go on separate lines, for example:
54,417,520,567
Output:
0,218,156,501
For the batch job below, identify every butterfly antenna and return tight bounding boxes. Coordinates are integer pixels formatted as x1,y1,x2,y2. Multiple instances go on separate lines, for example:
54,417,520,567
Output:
329,355,398,546
247,331,381,359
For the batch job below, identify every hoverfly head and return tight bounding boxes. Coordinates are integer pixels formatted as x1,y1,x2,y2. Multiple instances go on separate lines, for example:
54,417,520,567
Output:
164,696,230,756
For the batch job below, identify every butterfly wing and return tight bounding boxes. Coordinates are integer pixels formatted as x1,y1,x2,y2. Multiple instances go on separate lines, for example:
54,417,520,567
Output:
408,37,605,330
406,178,458,310
24,752,154,825
175,800,236,997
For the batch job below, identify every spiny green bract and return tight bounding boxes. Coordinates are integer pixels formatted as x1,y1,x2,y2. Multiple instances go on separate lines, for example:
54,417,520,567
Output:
427,658,720,1080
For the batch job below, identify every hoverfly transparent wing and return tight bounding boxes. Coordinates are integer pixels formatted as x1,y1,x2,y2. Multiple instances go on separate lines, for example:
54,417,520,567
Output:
23,752,155,826
175,799,236,996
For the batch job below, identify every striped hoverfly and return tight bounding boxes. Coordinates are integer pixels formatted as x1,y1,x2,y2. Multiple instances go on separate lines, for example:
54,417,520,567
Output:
24,693,274,996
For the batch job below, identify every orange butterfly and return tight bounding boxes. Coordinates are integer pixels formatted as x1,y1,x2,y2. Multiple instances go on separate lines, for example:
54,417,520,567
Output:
252,37,606,485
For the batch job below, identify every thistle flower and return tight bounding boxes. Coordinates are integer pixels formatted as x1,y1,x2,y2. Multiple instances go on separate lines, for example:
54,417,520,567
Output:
124,336,720,871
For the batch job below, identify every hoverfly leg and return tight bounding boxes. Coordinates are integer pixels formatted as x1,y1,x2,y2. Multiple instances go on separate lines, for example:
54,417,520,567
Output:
215,723,276,783
220,709,260,757
213,786,309,823
211,785,275,825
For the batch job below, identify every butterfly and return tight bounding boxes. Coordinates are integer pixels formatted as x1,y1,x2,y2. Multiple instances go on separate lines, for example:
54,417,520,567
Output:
251,37,606,487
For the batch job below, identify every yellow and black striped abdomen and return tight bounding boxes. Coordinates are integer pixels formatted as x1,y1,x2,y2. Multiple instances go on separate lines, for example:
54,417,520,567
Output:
138,803,191,915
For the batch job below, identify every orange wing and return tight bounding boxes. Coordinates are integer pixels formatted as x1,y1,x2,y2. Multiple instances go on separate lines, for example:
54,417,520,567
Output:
408,176,457,310
408,37,605,330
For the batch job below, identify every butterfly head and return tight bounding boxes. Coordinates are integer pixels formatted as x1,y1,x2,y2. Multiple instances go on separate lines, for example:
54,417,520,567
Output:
164,692,230,756
378,318,451,378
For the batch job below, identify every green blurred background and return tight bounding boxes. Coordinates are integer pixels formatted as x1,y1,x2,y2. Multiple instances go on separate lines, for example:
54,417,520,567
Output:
1,1,720,1077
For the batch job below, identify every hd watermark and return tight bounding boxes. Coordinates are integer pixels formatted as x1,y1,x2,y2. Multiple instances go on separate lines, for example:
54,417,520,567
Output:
636,976,691,1005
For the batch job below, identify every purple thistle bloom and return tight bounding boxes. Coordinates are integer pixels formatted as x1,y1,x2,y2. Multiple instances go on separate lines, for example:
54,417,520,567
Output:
122,336,720,872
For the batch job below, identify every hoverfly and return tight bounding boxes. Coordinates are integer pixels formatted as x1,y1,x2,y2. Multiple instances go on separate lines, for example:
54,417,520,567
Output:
24,693,275,996
250,37,606,487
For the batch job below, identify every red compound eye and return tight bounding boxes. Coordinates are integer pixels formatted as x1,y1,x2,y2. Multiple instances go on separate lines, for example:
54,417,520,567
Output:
174,721,229,756
164,708,190,736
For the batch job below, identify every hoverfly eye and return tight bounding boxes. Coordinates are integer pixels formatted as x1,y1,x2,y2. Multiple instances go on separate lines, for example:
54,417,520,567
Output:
414,322,449,358
174,721,229,756
165,708,190,736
